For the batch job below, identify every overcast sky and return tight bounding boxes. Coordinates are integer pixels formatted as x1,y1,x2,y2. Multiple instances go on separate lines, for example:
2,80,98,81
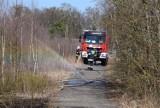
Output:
9,0,96,12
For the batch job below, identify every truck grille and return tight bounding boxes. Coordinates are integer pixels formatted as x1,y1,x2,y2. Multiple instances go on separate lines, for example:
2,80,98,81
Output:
87,47,102,57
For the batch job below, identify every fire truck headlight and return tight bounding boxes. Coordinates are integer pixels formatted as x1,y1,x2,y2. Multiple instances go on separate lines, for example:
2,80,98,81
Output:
100,52,108,58
82,51,88,57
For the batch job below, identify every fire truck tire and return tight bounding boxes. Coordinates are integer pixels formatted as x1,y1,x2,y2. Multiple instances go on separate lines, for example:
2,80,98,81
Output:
83,58,88,64
101,58,108,66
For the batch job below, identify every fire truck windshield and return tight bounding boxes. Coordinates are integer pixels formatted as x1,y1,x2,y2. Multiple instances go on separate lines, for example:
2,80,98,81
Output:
84,35,106,44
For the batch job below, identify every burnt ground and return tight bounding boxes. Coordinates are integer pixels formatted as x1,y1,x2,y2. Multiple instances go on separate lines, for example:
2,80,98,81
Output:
50,65,122,108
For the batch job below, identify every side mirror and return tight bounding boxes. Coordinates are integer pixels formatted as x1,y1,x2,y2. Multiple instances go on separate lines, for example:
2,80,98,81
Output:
79,35,82,42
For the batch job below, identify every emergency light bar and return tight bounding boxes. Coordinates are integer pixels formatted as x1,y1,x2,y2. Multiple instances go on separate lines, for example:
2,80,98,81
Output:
84,31,106,36
91,32,100,35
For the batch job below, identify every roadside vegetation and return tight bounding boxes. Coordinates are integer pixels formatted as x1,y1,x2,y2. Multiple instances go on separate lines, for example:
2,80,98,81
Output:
99,0,160,107
2,0,159,107
0,0,101,106
0,0,79,107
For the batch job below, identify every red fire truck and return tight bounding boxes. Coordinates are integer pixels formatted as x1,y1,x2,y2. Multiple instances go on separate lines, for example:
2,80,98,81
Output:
80,30,109,66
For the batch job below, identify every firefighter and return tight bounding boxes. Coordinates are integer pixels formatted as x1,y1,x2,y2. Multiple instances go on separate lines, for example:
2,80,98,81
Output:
75,46,81,63
88,46,96,70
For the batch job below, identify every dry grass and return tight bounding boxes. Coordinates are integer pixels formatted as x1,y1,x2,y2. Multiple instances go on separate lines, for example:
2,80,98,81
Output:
104,53,118,81
15,71,72,99
66,55,85,68
120,94,159,108
44,71,72,82
14,40,75,99
106,54,160,108
105,54,160,108
37,40,75,72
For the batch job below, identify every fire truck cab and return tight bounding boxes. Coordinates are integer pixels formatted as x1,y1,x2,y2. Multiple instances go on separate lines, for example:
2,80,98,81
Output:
80,30,109,66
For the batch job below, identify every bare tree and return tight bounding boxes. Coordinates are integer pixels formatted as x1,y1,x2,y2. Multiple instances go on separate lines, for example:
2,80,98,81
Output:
0,0,8,84
100,0,160,97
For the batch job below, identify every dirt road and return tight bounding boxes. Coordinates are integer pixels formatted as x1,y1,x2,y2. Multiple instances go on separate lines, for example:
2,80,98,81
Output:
50,65,119,108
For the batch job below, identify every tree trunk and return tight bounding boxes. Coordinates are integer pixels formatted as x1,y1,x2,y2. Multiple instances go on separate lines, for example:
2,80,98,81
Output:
1,28,5,84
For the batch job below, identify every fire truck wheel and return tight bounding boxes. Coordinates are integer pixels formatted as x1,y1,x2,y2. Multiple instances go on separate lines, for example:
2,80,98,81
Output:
101,58,108,66
83,58,88,64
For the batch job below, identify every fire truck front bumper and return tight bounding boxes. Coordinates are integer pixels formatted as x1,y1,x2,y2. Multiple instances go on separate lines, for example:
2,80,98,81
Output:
82,51,88,58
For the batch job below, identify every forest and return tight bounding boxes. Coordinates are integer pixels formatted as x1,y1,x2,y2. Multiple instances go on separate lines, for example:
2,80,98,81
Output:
101,0,160,107
0,0,160,107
